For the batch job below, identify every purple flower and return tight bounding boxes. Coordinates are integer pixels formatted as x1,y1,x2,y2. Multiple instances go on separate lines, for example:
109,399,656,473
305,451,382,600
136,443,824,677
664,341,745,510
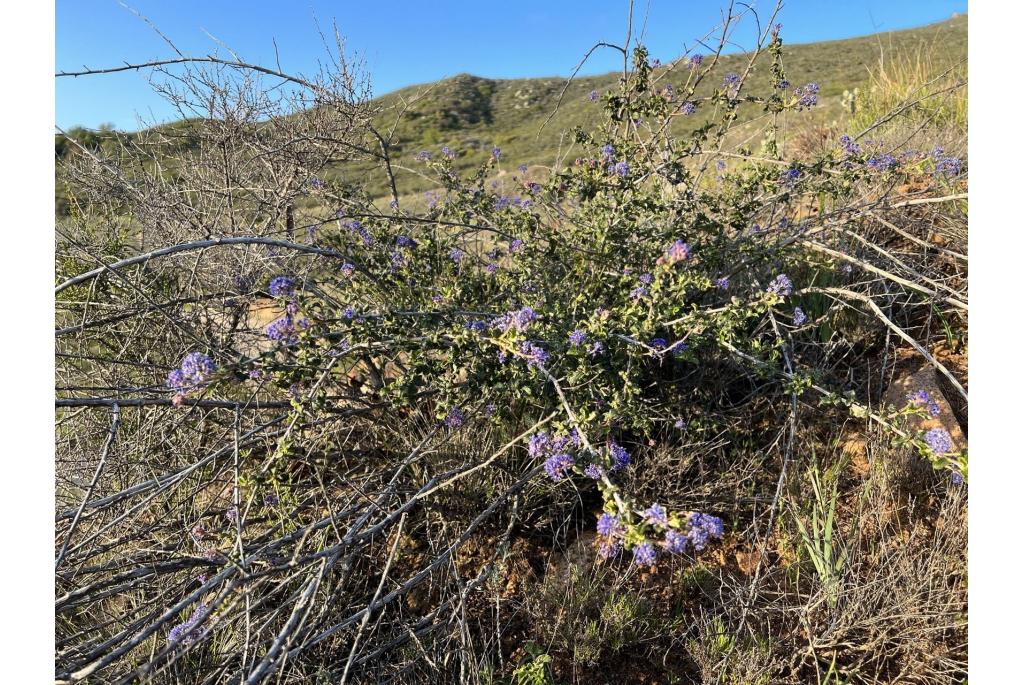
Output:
794,82,820,109
396,235,416,248
449,247,464,263
951,471,965,485
266,317,300,345
598,538,623,559
589,341,605,357
674,419,687,429
588,89,599,102
715,276,730,290
767,273,793,297
649,337,667,350
644,503,668,527
687,512,724,551
934,154,963,178
465,320,487,332
664,529,688,554
689,54,704,69
568,329,588,347
528,431,550,457
341,262,356,277
168,604,209,646
680,101,696,116
342,307,356,319
780,167,801,187
268,276,296,298
924,428,952,454
517,164,528,174
639,272,653,285
609,442,631,471
491,146,501,160
633,542,658,566
441,146,455,159
584,463,605,479
416,151,432,161
723,72,741,91
597,513,620,537
444,406,465,428
509,238,525,253
613,161,629,178
519,340,549,368
665,240,691,264
166,369,187,392
866,154,899,172
907,389,940,418
601,143,616,160
178,352,216,388
777,79,790,90
793,307,807,326
630,286,649,299
839,135,861,156
543,453,575,481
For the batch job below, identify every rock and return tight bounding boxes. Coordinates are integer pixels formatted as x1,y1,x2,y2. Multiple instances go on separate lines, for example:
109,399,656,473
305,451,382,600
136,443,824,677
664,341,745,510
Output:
882,364,966,452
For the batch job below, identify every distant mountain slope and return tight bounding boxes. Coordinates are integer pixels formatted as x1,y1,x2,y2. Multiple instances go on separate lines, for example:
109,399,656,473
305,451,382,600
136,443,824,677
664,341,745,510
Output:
349,15,965,197
56,15,966,208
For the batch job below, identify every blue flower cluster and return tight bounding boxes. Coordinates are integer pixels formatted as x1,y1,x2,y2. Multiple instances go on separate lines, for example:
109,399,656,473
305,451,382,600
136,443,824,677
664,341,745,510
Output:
492,306,538,333
907,389,941,418
767,273,793,297
268,276,295,298
595,507,724,566
793,82,820,109
168,603,209,646
924,427,953,454
166,352,216,394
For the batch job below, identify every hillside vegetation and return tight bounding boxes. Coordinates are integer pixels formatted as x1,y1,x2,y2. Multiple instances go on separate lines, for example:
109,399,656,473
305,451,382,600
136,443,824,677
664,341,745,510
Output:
56,15,966,211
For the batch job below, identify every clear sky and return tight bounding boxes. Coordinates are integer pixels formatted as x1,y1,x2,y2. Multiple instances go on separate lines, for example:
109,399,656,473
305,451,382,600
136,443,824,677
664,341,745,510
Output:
56,0,967,132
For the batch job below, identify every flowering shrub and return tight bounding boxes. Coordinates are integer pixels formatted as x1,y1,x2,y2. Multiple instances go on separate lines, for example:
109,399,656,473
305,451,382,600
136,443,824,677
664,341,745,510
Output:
151,33,966,567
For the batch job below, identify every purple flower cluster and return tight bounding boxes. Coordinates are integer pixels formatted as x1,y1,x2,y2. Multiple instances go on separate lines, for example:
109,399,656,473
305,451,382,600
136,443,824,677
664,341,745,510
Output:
633,542,658,566
543,452,575,481
688,54,704,69
609,442,631,471
168,604,210,646
568,329,588,347
924,427,953,454
687,512,725,551
715,276,730,290
866,154,899,172
449,247,464,263
341,262,356,277
613,161,630,178
415,151,432,161
268,276,296,298
723,72,741,91
665,239,691,265
444,406,465,428
767,273,793,297
519,340,549,368
492,306,538,333
907,389,941,418
793,307,807,326
266,311,309,345
931,148,963,178
344,220,372,246
588,89,599,102
167,352,216,394
780,167,801,187
839,134,861,156
509,238,525,253
644,503,668,527
680,101,696,116
794,82,820,109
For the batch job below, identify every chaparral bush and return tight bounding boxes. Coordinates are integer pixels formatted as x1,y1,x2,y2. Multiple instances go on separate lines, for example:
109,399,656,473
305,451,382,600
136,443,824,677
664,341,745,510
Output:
55,5,967,683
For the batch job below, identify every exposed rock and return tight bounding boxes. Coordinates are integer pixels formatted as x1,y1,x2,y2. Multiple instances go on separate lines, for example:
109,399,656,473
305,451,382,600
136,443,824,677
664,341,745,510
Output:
882,363,966,451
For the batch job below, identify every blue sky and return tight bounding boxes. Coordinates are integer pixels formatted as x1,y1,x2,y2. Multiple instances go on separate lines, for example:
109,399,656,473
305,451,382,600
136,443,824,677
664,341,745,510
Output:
56,0,966,131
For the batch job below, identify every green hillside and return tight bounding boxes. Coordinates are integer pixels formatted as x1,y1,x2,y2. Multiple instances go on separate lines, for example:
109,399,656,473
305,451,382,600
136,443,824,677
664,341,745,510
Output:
56,14,966,210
